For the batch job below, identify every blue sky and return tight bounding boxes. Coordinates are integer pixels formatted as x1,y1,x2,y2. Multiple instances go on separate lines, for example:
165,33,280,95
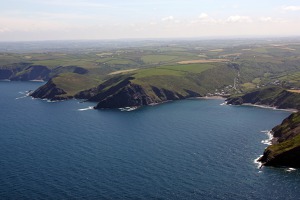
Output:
0,0,300,41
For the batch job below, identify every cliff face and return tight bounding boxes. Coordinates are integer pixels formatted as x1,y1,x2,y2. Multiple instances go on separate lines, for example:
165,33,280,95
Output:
10,65,51,81
31,74,201,106
95,83,155,109
227,87,300,167
259,112,300,167
0,64,89,81
226,87,300,110
0,69,14,79
0,65,51,81
30,79,71,101
75,76,201,109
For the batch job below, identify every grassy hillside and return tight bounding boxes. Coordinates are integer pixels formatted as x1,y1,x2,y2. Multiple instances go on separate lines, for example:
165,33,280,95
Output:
2,39,300,85
51,73,101,96
1,39,299,104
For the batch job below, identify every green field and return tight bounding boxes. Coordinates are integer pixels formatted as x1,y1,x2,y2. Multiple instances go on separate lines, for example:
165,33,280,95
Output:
52,73,101,96
1,39,300,97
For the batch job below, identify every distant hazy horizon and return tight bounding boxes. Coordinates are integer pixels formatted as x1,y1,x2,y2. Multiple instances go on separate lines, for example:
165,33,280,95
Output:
1,0,300,41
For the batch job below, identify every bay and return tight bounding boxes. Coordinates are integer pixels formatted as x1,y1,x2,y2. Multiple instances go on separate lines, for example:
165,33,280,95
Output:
1,82,300,200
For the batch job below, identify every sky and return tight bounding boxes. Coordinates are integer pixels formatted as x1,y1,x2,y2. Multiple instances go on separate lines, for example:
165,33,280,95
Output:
1,0,300,41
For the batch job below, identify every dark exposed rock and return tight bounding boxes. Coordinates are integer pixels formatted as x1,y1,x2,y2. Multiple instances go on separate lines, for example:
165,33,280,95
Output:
226,87,300,110
259,112,300,167
1,64,89,81
74,74,202,109
10,65,51,81
30,79,70,101
0,69,14,79
259,146,300,167
94,82,201,109
227,87,300,167
95,83,155,109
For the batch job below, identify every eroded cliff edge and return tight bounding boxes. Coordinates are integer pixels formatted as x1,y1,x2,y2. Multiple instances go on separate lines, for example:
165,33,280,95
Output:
227,87,300,167
258,112,300,167
226,87,300,110
75,76,202,109
30,79,70,101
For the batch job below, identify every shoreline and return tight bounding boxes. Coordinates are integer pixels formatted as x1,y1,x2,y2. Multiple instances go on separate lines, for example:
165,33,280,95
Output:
242,103,298,113
195,96,226,100
226,102,298,113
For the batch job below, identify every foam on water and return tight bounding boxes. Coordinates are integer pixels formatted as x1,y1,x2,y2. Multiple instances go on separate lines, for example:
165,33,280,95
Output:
119,106,138,112
78,106,94,111
286,168,297,172
16,96,27,100
254,155,263,169
261,130,273,145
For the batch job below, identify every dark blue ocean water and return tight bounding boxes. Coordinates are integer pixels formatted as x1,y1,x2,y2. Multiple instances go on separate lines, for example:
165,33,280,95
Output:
1,81,300,200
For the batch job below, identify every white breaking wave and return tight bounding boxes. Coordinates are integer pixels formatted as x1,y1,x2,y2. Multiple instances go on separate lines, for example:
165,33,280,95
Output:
16,91,32,99
261,130,273,145
78,106,94,111
46,99,66,103
285,168,296,172
119,107,138,112
16,95,27,100
47,100,58,103
254,155,263,169
260,130,269,133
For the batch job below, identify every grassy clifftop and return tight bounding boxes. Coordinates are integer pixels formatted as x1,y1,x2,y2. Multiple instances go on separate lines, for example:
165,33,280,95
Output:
31,73,101,100
72,62,238,108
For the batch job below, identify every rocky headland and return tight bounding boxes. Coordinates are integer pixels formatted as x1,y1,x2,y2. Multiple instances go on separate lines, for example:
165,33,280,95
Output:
258,112,300,167
226,87,300,110
227,87,300,168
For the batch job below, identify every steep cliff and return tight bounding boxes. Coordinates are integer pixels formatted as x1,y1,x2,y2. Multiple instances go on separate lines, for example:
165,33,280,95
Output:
0,64,89,81
0,64,51,81
226,87,300,110
30,79,70,101
75,75,201,109
227,87,300,167
10,65,51,81
259,112,300,167
93,83,198,109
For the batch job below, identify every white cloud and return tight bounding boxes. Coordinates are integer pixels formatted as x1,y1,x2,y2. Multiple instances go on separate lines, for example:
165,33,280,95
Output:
190,13,217,24
226,15,252,23
199,13,209,19
260,17,272,22
282,6,300,11
161,16,174,21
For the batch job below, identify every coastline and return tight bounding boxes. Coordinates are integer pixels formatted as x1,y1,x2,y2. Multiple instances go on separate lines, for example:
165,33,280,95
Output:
242,103,298,113
196,96,226,100
227,102,298,113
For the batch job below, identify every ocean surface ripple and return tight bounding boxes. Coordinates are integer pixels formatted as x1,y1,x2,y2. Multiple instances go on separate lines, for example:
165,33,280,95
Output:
0,82,300,200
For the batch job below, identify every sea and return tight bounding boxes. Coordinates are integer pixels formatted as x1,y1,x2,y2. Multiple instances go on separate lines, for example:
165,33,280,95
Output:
1,81,300,200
